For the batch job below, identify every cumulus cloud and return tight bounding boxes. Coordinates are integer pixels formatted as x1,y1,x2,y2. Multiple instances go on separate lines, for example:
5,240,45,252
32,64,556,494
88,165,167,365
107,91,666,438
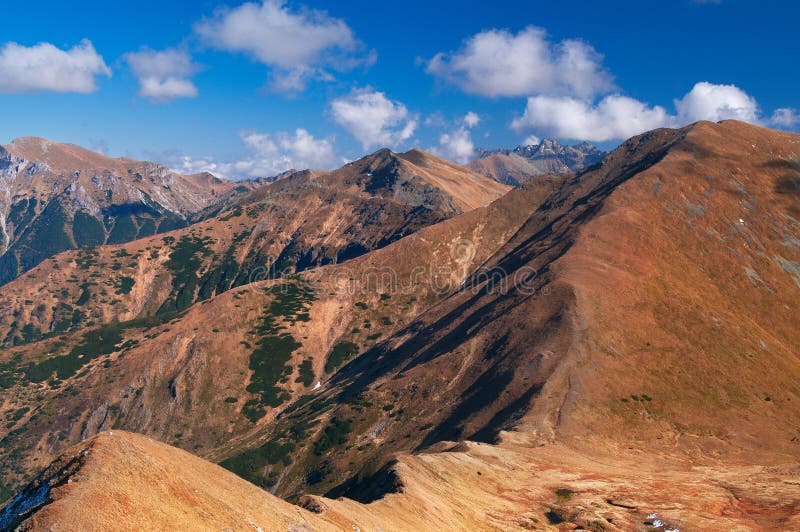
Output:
0,39,110,93
511,94,670,142
125,48,199,102
463,111,480,128
770,108,800,128
427,24,797,142
426,26,613,98
511,82,781,141
195,0,372,91
330,87,417,150
521,134,541,146
172,128,341,180
674,82,758,123
423,111,447,128
430,112,480,164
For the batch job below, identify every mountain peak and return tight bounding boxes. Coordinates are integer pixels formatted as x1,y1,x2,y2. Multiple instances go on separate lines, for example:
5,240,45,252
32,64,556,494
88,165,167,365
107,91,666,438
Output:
4,136,123,171
323,146,509,212
0,135,238,285
470,139,605,185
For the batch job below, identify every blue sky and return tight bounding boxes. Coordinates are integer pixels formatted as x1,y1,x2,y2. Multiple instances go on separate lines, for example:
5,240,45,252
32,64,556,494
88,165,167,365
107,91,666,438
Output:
0,0,797,179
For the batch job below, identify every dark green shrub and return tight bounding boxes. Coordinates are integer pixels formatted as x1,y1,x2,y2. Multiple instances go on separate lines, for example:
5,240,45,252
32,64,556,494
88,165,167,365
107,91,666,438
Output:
72,211,105,248
325,341,358,373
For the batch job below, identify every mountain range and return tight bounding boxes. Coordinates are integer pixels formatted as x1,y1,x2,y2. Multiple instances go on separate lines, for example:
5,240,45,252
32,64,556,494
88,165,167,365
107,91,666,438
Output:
468,138,605,185
0,137,239,286
1,120,800,530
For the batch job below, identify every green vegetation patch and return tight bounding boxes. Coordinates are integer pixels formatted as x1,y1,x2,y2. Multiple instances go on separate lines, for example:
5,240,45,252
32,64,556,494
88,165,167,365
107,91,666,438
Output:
220,439,296,489
6,311,182,386
106,214,138,244
158,235,214,313
16,200,72,273
115,276,135,295
218,206,243,222
72,211,105,248
75,249,99,270
22,323,125,382
296,358,314,387
243,282,316,422
196,238,243,301
312,417,353,456
325,341,359,373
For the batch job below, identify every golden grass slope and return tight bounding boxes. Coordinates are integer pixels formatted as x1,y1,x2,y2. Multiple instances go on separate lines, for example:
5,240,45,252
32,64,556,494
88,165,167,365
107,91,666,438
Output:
518,120,800,461
8,430,800,530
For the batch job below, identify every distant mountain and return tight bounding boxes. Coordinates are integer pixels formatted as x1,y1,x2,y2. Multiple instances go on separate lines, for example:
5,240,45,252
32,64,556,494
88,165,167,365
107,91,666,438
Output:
0,137,237,285
468,138,605,185
0,147,508,349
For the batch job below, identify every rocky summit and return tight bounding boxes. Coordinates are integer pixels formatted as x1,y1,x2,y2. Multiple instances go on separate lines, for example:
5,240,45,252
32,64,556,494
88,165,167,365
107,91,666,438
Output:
0,137,238,286
469,138,605,185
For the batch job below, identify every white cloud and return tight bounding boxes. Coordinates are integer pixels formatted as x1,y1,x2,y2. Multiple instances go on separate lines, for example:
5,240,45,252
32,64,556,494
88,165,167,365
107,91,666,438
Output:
463,111,480,128
195,0,372,91
674,81,758,123
172,128,341,180
428,24,797,143
0,39,110,94
430,128,475,164
770,108,800,128
511,94,670,142
426,26,612,98
511,82,777,141
521,134,540,146
125,48,199,102
424,111,447,128
429,112,480,164
330,87,417,150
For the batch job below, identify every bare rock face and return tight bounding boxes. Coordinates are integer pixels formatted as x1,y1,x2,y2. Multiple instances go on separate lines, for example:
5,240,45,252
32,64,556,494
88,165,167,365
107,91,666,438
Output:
0,137,237,286
470,138,604,185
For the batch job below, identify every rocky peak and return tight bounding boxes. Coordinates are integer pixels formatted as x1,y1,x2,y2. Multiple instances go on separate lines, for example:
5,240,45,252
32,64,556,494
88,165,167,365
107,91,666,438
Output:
0,135,238,286
470,139,606,185
514,138,564,158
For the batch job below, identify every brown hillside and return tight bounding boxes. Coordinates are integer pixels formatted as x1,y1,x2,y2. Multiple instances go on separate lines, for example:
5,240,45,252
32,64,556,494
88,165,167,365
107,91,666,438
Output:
1,136,235,220
0,148,506,348
0,149,514,496
217,121,800,504
468,152,548,185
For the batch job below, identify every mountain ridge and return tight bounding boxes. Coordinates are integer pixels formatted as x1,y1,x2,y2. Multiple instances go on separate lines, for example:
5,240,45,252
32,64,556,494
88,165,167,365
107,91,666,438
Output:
469,138,604,185
0,146,507,350
0,136,239,286
9,429,800,530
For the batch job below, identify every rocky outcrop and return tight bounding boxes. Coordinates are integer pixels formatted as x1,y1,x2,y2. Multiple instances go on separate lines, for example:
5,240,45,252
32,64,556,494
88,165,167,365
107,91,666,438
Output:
0,137,236,285
470,138,604,185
